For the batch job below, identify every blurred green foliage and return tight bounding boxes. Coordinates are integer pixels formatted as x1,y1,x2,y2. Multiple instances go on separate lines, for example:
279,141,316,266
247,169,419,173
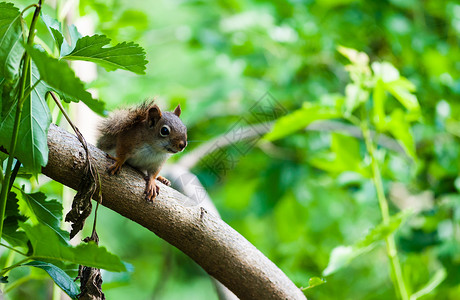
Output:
5,0,460,299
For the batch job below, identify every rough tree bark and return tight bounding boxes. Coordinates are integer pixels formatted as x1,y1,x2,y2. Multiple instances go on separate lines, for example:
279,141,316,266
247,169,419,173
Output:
42,124,306,300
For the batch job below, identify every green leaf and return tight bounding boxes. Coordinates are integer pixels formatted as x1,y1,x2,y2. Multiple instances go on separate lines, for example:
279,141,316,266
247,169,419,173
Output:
3,191,29,248
0,64,51,172
387,109,416,160
371,61,400,83
355,210,411,248
2,216,28,248
384,78,419,112
301,277,326,290
24,261,79,299
0,2,24,123
18,190,69,242
41,13,64,53
22,223,126,272
60,24,82,57
62,34,147,74
371,61,419,116
0,276,8,283
338,46,369,66
323,245,364,277
310,133,370,177
5,191,22,218
337,46,371,85
264,103,342,141
24,45,105,115
323,210,411,276
0,2,23,80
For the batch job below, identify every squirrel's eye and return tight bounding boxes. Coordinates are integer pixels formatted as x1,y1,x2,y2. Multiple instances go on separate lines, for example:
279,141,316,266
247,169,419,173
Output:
160,125,170,137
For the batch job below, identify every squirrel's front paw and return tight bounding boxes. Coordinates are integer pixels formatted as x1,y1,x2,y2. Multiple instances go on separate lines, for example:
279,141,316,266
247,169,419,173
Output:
105,153,117,160
145,177,160,202
108,161,122,175
156,176,171,186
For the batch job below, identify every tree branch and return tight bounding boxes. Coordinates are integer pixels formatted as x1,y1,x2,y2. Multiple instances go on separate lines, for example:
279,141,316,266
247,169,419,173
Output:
42,124,306,300
179,120,406,169
163,164,238,300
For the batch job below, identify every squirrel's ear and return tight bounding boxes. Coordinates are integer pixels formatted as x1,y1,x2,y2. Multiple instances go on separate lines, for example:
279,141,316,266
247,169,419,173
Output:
148,105,162,127
173,104,181,117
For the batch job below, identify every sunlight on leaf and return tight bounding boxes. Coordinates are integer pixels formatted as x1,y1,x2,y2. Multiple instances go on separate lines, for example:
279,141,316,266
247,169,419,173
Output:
323,246,361,276
264,103,342,141
62,34,148,74
385,79,419,112
41,14,64,53
338,46,369,66
345,83,369,114
60,24,82,57
338,45,372,85
372,60,419,114
301,277,327,290
371,62,400,83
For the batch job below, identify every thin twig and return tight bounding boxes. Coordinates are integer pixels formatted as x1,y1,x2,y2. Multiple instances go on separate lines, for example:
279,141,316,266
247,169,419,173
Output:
0,243,27,257
49,92,88,151
0,258,30,276
90,168,103,239
361,110,409,300
49,91,100,239
49,91,96,181
19,4,39,17
8,160,21,191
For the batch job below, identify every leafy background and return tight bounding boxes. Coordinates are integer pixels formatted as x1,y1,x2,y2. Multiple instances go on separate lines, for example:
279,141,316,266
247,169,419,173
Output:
4,0,460,299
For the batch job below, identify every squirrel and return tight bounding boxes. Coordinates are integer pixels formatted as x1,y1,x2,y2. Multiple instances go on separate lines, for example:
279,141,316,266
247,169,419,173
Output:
97,101,187,201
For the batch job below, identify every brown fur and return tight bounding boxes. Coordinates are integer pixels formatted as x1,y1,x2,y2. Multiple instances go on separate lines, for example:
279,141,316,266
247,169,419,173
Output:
98,100,155,139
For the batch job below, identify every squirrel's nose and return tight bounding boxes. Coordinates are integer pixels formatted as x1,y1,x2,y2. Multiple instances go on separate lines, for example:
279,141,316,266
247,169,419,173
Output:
178,141,187,151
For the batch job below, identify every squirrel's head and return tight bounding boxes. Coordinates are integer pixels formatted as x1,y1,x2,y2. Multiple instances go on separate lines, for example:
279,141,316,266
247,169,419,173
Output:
147,104,187,154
